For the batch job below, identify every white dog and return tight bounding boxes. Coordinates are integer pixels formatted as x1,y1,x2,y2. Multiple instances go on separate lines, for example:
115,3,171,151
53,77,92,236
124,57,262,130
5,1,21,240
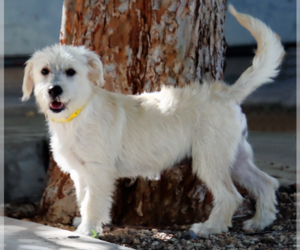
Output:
22,6,284,236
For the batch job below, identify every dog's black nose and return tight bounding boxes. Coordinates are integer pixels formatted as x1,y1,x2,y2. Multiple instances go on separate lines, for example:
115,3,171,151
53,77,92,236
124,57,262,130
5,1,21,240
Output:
48,85,63,99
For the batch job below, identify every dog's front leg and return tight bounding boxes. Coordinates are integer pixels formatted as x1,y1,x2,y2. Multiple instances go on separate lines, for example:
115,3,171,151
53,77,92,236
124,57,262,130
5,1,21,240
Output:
70,169,86,206
70,170,86,228
75,165,116,236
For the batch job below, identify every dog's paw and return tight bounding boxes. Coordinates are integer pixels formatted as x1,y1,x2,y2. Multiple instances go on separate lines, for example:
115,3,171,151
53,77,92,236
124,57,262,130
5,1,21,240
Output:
190,222,228,236
72,217,82,228
75,227,92,236
75,222,102,236
243,214,276,231
243,219,261,231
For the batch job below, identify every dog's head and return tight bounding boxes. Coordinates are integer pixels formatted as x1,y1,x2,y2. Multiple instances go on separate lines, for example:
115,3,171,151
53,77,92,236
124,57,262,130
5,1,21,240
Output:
22,45,105,119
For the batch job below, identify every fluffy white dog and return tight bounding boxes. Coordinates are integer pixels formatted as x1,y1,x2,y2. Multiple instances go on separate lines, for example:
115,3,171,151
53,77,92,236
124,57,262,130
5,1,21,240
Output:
22,6,284,236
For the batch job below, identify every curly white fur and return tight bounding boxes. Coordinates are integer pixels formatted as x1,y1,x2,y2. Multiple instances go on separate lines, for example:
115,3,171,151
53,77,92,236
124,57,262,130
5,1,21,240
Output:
22,6,284,236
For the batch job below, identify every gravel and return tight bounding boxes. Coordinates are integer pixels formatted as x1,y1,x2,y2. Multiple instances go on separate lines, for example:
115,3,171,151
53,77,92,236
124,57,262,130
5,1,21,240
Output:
93,192,297,250
5,192,297,249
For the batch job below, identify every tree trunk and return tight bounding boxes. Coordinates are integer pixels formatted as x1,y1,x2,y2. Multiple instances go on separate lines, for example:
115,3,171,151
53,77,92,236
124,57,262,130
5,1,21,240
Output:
37,0,245,228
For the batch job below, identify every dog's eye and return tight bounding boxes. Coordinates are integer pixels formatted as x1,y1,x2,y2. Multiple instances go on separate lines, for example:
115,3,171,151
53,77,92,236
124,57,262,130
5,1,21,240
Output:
66,69,76,76
41,68,50,75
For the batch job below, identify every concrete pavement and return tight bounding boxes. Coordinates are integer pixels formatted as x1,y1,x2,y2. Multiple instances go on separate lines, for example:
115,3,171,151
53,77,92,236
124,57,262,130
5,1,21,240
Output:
3,217,133,250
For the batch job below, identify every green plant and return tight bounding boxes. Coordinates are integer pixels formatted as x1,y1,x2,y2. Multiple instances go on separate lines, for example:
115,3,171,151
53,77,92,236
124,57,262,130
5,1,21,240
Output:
91,230,99,238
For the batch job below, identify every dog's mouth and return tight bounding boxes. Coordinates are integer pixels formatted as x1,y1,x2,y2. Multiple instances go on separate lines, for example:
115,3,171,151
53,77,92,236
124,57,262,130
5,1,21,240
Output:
49,101,65,113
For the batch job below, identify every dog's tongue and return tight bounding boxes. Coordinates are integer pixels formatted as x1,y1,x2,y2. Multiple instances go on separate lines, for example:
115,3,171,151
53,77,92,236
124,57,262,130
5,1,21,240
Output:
50,101,63,109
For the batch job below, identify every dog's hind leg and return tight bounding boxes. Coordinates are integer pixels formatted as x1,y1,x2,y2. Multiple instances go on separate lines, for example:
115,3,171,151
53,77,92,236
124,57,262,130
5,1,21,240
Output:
231,138,279,231
190,133,243,235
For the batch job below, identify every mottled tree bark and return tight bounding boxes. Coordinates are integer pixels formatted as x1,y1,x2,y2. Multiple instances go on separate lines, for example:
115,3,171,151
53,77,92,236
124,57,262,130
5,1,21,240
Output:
38,0,238,227
59,0,227,93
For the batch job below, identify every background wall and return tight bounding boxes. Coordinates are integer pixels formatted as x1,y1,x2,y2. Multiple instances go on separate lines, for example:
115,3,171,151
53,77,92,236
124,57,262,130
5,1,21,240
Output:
4,0,296,57
5,0,64,56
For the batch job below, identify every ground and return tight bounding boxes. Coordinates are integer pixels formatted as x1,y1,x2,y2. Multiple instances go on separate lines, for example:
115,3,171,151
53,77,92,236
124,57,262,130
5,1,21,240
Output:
5,191,297,250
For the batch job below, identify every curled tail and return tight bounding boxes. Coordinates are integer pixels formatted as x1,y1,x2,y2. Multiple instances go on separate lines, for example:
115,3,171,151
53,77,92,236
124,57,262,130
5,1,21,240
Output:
228,5,285,104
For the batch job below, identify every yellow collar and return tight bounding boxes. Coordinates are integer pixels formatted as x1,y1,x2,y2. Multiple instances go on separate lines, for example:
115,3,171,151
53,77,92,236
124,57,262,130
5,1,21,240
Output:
50,104,85,123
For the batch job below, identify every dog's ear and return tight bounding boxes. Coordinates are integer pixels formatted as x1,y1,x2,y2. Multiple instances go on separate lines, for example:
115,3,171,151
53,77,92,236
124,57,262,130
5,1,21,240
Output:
22,59,34,101
86,52,105,88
